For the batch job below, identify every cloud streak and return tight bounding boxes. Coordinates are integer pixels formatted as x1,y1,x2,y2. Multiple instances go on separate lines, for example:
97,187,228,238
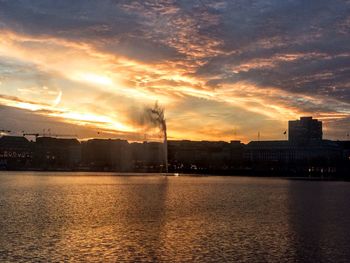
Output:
0,0,349,142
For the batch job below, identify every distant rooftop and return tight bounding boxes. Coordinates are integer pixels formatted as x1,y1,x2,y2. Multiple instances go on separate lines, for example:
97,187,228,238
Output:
36,137,80,146
0,136,30,147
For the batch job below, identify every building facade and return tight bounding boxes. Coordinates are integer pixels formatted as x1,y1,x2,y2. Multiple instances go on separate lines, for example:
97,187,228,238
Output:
288,117,322,144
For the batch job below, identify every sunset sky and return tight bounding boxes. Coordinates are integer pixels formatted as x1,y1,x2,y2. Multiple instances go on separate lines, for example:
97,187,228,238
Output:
0,0,349,142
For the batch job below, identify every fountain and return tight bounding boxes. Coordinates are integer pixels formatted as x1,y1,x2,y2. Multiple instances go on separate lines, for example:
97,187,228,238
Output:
143,102,168,173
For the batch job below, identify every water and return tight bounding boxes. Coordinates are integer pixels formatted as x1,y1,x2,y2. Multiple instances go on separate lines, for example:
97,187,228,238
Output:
0,172,349,262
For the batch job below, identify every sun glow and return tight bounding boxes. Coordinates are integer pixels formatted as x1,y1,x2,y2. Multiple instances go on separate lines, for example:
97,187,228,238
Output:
73,73,114,86
0,26,348,141
51,112,135,132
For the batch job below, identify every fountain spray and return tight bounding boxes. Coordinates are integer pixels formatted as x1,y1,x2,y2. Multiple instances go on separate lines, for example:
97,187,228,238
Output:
144,102,168,173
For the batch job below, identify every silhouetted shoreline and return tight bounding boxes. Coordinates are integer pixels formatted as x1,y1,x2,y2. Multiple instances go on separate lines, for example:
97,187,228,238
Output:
1,117,349,178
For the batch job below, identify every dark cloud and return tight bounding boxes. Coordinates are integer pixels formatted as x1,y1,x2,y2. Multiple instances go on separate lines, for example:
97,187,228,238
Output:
0,0,135,36
213,55,349,105
195,0,350,104
0,0,349,139
0,0,181,62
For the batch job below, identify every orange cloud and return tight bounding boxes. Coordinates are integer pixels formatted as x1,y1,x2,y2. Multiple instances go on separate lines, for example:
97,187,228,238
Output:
0,28,349,142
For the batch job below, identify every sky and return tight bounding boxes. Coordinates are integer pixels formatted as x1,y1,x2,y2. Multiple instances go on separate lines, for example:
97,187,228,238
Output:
0,0,349,142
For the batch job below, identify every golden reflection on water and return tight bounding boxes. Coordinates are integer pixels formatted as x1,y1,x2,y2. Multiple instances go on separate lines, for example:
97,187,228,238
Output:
0,173,350,262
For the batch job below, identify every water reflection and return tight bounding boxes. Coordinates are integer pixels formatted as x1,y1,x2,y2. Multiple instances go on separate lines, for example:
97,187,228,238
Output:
53,175,171,262
0,173,350,262
288,180,350,262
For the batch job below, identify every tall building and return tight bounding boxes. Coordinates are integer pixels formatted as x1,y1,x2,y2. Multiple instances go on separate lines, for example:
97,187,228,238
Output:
288,117,322,144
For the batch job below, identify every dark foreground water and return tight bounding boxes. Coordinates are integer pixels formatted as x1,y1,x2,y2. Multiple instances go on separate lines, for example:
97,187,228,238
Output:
0,172,349,262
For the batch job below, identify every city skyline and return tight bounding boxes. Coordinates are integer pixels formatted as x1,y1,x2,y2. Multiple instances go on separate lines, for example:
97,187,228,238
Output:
0,1,349,143
1,116,349,176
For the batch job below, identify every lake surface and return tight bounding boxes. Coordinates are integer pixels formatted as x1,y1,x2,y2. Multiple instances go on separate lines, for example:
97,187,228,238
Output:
0,172,349,262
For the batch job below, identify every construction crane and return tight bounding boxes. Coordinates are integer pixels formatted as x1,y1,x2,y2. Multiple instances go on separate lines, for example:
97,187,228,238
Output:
22,133,77,138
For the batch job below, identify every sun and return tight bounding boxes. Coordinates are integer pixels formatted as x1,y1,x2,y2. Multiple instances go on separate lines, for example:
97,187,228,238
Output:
74,73,113,86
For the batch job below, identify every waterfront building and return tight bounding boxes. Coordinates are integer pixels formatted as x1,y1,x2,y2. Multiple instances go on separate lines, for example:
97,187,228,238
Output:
129,142,165,172
244,140,342,174
81,139,131,171
288,117,322,144
0,136,32,169
0,116,348,176
34,137,81,169
167,140,241,171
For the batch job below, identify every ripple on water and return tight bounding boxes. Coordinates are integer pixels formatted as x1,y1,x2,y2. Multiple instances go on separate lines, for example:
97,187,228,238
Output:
0,173,350,262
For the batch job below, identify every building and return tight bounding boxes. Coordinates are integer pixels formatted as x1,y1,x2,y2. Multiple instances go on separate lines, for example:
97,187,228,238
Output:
81,139,131,171
129,142,166,172
0,136,32,169
337,141,350,160
244,139,342,174
288,117,322,144
33,137,81,169
168,140,242,172
245,140,342,163
336,141,350,175
244,117,345,175
0,115,347,176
